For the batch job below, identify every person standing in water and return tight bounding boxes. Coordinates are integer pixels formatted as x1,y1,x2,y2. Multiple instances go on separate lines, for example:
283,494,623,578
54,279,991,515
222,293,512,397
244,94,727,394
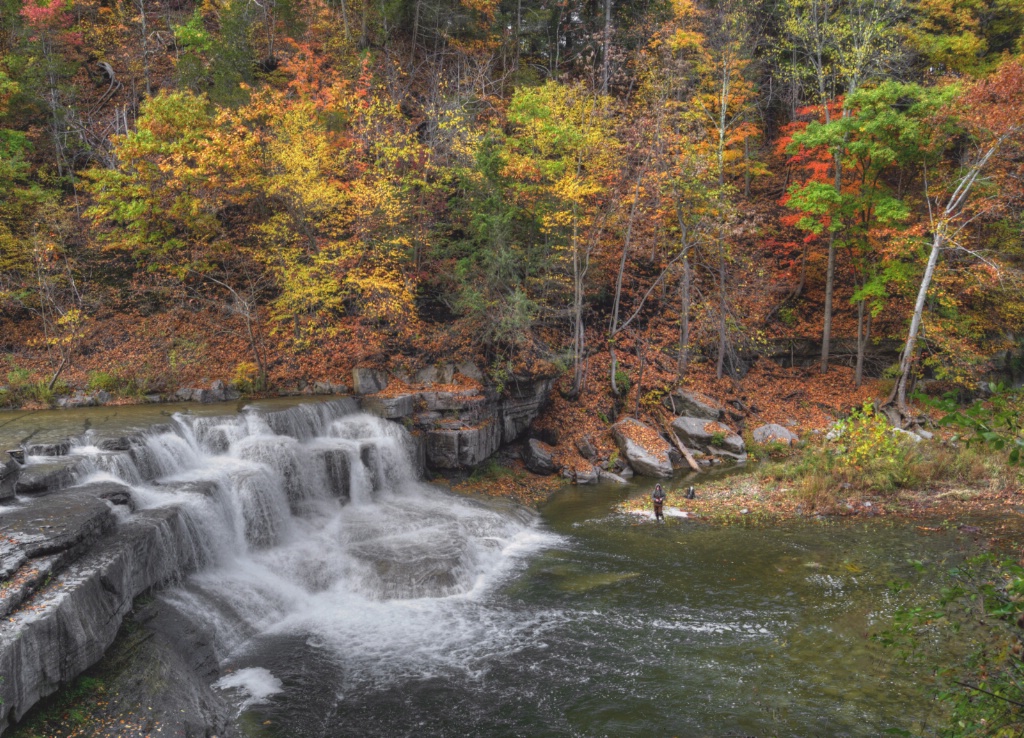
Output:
652,484,666,521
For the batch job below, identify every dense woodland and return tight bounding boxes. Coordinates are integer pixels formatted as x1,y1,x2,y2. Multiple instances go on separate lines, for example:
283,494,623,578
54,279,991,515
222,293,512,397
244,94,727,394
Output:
1,0,1023,420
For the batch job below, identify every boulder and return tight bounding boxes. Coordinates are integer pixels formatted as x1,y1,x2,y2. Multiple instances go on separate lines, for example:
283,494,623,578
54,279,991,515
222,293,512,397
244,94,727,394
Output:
893,428,923,443
208,380,228,402
611,418,674,478
752,423,799,445
671,416,746,456
576,436,597,460
57,391,98,409
562,464,600,484
662,389,724,421
524,439,557,475
352,368,388,395
14,457,81,495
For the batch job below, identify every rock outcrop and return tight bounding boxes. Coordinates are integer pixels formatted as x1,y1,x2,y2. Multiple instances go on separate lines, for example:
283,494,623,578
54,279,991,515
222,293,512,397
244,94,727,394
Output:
355,371,555,471
352,368,388,395
671,416,747,460
0,483,198,733
611,418,674,478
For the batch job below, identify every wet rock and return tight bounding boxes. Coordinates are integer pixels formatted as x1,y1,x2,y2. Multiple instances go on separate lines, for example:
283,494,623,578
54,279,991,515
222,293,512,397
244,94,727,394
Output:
14,457,81,495
599,469,629,484
611,418,674,478
317,448,351,500
752,423,799,445
25,440,71,457
618,465,634,480
0,460,16,501
662,389,725,421
671,416,746,456
352,367,388,395
524,439,556,475
361,393,415,419
425,430,459,468
562,464,600,484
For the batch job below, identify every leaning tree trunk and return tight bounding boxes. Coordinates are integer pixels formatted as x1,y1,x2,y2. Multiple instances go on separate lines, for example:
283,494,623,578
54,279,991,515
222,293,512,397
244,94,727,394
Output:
888,227,944,416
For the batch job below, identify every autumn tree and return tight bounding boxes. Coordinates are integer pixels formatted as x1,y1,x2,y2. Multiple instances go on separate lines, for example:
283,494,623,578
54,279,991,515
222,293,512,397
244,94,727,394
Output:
888,59,1024,419
782,0,906,372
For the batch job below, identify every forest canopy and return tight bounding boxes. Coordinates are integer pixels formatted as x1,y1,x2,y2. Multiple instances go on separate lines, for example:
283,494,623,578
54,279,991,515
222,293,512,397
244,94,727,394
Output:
1,0,1022,409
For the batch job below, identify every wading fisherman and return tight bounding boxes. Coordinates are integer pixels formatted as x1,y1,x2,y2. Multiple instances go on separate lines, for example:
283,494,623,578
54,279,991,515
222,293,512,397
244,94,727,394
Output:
652,484,666,521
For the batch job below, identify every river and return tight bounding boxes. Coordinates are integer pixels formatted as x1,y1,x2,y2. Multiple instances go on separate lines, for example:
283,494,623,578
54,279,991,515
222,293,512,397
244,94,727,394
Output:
1,399,966,736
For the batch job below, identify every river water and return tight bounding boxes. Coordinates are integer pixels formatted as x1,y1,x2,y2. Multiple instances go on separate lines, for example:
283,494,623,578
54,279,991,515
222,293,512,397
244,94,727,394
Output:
2,400,965,736
211,486,958,738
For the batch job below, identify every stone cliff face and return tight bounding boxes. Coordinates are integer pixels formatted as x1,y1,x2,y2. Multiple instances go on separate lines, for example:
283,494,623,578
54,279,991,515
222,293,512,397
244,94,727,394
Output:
352,366,555,471
0,481,196,731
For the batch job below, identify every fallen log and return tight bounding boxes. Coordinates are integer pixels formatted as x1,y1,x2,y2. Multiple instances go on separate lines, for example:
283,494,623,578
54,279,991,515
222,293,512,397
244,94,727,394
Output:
664,424,700,472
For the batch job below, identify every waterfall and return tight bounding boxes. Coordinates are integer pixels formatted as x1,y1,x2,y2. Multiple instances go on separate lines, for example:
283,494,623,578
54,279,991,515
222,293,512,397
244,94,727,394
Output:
64,399,556,674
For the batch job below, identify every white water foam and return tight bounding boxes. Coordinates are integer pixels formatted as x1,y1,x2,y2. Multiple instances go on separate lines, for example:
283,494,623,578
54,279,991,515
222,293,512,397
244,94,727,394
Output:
213,667,284,714
65,400,561,684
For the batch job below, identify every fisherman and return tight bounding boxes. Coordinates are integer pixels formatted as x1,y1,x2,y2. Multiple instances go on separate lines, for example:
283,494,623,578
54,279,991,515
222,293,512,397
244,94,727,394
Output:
652,483,666,521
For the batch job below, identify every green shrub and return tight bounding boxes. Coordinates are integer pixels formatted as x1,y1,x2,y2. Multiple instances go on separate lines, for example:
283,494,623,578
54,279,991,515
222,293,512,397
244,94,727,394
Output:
6,368,31,390
86,371,120,392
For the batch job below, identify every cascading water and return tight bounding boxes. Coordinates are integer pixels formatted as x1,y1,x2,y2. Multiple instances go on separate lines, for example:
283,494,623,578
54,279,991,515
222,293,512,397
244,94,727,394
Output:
64,399,558,714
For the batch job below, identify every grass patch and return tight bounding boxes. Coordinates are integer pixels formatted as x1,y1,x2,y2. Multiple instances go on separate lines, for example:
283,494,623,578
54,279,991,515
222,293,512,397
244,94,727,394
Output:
757,438,1003,511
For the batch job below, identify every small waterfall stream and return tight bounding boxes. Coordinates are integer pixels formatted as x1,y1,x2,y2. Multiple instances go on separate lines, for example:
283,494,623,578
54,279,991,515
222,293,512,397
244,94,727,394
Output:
62,400,557,697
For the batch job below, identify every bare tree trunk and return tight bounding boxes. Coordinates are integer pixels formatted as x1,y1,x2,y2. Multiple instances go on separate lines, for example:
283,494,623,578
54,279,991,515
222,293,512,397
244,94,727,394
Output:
892,229,942,412
716,236,728,379
887,139,1007,418
854,295,871,387
570,213,587,397
409,0,421,71
820,233,836,373
634,335,646,418
610,173,644,396
602,0,612,94
678,258,691,380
